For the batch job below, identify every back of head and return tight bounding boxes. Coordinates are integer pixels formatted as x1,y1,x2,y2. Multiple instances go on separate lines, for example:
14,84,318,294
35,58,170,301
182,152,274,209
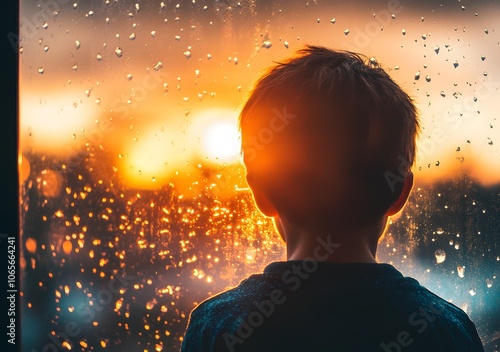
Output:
240,46,419,229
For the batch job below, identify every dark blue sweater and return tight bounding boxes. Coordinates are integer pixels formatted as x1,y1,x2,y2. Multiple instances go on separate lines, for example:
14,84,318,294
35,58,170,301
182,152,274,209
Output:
181,261,484,352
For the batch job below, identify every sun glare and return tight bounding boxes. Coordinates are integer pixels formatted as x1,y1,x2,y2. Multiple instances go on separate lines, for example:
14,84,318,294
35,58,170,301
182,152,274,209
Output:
191,109,241,164
203,121,241,162
119,128,188,189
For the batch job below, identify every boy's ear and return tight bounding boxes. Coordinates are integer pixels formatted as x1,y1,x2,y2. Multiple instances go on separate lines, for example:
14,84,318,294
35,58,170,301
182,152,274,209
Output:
386,172,414,217
246,172,279,217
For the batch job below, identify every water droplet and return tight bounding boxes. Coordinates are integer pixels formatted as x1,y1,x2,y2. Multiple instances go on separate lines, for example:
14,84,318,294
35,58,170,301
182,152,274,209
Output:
486,279,493,288
126,73,133,80
425,75,431,82
434,45,440,54
453,60,459,68
414,71,420,80
344,29,350,35
96,53,103,61
207,53,212,60
468,289,476,296
484,28,489,34
262,40,272,49
72,64,78,71
457,266,465,278
175,35,181,41
153,62,163,71
401,29,406,35
284,41,289,48
75,40,81,49
38,67,44,74
233,57,238,65
129,33,136,40
436,228,444,235
42,22,48,29
151,30,156,37
481,55,486,61
183,50,192,59
435,249,446,264
330,18,336,24
461,5,466,11
421,34,427,40
73,2,78,9
115,47,123,57
44,45,49,52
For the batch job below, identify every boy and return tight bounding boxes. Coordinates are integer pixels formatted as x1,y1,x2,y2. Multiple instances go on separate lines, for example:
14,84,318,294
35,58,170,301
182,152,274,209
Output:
181,46,484,351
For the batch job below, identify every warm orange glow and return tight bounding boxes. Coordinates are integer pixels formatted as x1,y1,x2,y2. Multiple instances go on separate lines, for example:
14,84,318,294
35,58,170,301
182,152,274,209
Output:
26,238,37,253
190,109,241,164
20,94,96,154
62,240,73,255
19,154,30,184
39,170,62,198
118,127,190,189
202,121,241,163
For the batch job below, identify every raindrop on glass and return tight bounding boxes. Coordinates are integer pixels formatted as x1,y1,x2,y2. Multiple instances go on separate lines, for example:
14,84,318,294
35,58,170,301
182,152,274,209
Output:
344,29,350,35
129,33,136,40
183,50,192,59
38,67,44,74
262,40,272,49
435,249,446,264
154,62,163,71
457,266,465,278
330,18,336,24
115,47,123,57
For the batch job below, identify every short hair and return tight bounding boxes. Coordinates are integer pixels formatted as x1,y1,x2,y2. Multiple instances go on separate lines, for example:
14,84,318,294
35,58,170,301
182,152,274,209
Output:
240,45,419,227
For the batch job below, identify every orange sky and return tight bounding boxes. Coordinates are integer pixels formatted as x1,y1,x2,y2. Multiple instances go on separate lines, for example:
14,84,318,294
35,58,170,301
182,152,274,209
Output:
19,0,500,189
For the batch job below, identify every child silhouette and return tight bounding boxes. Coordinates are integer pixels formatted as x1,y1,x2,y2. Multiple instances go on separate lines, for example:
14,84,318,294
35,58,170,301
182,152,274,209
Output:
181,46,484,352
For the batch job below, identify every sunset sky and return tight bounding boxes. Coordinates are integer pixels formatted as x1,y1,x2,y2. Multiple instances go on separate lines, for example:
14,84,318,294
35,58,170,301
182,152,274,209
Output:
20,0,500,189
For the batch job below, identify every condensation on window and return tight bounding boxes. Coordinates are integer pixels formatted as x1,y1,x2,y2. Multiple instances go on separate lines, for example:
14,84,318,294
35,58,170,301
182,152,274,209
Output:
19,0,499,351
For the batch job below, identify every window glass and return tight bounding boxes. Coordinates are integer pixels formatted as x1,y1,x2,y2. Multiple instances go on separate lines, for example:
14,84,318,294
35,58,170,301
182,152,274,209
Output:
19,0,499,350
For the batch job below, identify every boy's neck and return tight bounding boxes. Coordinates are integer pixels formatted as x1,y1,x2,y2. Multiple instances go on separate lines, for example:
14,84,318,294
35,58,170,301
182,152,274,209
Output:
275,217,385,264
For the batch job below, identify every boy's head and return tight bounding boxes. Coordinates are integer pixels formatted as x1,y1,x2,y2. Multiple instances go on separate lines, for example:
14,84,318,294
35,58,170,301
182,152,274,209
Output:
239,46,419,230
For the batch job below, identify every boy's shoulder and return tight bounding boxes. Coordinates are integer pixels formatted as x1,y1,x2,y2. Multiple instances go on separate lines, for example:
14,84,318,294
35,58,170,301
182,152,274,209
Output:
183,264,484,351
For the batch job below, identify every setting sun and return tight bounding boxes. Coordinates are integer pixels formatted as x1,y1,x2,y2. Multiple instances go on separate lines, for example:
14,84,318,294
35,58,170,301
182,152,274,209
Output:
203,121,241,162
191,109,242,164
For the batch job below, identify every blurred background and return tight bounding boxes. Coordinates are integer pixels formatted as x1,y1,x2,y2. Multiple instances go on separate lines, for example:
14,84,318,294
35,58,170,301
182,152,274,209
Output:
19,0,499,351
